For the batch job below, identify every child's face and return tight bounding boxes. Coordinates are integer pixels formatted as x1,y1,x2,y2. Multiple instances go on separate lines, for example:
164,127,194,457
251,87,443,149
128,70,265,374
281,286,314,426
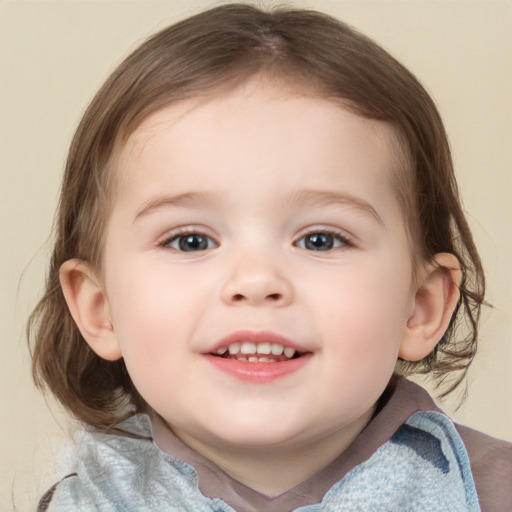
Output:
102,79,417,455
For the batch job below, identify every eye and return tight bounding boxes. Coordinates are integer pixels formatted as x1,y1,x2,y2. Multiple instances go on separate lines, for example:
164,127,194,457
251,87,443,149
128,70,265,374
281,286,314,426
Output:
166,233,217,252
296,231,349,251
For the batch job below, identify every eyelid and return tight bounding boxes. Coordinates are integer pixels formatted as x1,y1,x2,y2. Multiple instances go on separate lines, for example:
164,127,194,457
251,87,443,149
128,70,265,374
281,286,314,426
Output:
156,224,354,252
293,226,354,249
158,225,219,250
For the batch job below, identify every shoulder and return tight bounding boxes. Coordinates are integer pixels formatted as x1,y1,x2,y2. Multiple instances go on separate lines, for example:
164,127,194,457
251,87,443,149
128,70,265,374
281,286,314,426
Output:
381,378,512,511
456,423,512,512
36,414,224,510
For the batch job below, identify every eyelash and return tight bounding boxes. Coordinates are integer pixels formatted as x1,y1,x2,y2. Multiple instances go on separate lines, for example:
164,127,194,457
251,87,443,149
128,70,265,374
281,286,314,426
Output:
294,228,353,252
159,227,218,252
158,227,353,252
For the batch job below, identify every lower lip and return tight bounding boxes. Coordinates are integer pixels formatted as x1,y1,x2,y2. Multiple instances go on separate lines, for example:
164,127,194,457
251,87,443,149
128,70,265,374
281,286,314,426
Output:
203,354,311,382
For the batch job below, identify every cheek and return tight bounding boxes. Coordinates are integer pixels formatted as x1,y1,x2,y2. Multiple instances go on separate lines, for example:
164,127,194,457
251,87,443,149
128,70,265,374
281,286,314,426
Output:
106,271,195,409
309,259,412,359
107,265,200,363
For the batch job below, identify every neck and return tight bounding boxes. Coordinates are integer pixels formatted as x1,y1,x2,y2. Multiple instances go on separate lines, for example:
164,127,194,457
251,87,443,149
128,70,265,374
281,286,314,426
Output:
151,407,375,496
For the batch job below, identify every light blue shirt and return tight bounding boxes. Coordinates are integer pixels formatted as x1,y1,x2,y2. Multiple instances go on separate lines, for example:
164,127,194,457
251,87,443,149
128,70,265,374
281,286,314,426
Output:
47,411,480,511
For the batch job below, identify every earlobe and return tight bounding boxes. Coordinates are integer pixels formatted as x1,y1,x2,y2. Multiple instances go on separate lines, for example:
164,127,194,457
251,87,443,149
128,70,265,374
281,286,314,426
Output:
399,253,461,362
59,259,123,361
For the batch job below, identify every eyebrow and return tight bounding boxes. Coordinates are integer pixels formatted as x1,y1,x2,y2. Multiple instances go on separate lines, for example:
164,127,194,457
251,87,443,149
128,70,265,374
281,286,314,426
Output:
290,189,384,226
134,189,383,225
134,192,215,221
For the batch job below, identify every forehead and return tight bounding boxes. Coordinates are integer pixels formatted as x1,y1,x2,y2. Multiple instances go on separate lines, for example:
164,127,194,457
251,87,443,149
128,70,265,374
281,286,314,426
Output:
113,79,406,219
124,75,403,155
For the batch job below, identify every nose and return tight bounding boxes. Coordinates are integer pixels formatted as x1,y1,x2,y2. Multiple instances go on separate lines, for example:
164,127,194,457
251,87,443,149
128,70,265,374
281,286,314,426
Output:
220,252,294,307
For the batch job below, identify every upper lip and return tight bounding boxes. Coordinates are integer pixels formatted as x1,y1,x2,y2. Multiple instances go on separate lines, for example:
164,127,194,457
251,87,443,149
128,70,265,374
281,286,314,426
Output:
205,330,308,355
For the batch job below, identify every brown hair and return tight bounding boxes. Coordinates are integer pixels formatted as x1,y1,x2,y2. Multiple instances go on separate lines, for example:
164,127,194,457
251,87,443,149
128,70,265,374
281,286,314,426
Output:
28,3,485,430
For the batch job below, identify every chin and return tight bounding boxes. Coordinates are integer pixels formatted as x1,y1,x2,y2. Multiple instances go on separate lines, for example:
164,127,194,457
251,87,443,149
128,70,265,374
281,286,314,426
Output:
206,420,305,450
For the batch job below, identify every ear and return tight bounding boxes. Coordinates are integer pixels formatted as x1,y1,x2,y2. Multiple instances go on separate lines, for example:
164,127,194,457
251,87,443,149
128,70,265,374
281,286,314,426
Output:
399,253,461,362
59,259,123,361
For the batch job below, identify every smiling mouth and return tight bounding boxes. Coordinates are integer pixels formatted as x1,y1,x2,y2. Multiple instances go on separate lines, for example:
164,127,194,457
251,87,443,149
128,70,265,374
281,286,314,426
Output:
212,341,301,363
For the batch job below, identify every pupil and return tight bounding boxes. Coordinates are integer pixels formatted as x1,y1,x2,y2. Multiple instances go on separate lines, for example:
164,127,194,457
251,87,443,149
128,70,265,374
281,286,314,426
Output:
179,234,207,251
306,233,333,251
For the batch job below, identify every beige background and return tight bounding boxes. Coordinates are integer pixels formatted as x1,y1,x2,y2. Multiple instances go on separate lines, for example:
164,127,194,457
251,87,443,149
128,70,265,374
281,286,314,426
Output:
1,0,511,510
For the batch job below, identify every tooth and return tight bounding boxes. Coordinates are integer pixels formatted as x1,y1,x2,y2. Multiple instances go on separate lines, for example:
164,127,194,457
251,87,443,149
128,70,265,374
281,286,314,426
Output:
248,356,259,362
256,343,271,355
284,347,296,358
215,346,227,355
228,343,241,355
271,344,284,356
238,357,248,361
259,357,271,362
241,342,256,355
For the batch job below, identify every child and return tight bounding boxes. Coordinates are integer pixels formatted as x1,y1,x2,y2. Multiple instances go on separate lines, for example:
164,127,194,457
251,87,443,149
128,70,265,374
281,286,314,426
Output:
29,4,511,511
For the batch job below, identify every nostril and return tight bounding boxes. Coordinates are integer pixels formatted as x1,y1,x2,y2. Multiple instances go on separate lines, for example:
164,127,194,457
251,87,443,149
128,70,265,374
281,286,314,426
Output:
230,292,282,303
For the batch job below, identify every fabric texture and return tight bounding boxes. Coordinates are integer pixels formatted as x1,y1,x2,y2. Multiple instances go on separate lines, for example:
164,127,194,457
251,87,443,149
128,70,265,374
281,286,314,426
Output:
40,378,511,512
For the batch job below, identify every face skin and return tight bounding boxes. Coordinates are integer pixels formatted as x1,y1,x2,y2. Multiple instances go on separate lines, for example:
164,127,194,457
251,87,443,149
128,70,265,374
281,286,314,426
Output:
62,78,460,495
